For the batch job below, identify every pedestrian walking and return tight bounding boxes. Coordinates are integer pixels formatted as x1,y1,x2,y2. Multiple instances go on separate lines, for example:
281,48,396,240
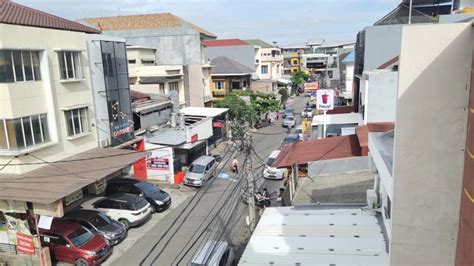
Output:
231,158,239,174
276,111,280,120
262,188,271,208
287,126,291,134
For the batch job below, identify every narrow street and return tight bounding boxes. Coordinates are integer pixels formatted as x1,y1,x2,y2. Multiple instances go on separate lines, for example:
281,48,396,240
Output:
107,95,307,266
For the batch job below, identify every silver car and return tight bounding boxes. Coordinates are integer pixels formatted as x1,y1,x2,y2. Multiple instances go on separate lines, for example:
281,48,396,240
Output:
282,115,296,128
184,156,218,187
190,241,235,266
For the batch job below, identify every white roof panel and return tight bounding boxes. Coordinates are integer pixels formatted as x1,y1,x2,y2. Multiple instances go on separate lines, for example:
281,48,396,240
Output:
239,207,388,265
311,112,363,126
180,107,228,117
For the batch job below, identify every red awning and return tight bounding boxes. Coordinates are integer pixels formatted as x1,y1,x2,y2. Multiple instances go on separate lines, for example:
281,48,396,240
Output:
272,135,361,168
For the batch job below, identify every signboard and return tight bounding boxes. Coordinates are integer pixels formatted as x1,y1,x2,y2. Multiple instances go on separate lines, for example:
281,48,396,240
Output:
64,189,83,207
16,233,34,255
147,157,170,171
304,82,319,90
191,134,199,144
316,89,335,111
341,127,356,136
38,215,53,230
113,125,133,137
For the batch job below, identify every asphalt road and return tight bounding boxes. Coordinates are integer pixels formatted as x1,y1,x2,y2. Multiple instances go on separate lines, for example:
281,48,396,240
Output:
110,95,308,266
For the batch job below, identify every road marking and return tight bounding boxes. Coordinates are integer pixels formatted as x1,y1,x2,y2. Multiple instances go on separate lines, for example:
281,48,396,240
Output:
464,188,474,203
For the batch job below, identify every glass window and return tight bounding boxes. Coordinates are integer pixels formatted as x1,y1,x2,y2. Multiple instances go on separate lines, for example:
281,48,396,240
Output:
169,82,178,91
189,164,205,174
0,121,7,149
0,50,14,82
31,115,43,144
13,118,25,149
40,114,50,142
58,51,82,80
22,117,33,147
68,227,93,248
0,114,50,151
215,81,225,90
65,107,89,137
261,65,268,74
32,51,41,80
23,51,34,81
12,51,24,82
159,83,165,94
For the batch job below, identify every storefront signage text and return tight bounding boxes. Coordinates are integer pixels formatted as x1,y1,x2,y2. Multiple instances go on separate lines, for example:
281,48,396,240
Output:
16,233,34,255
64,190,83,207
147,158,170,171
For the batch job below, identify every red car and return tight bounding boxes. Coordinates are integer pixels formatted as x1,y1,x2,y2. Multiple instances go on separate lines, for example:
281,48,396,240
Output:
40,219,112,266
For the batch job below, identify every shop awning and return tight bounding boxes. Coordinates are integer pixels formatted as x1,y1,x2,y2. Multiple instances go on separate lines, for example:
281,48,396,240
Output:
0,148,144,205
272,135,361,168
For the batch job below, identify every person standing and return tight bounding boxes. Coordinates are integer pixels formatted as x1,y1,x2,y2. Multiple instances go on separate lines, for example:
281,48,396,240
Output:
232,158,239,174
262,188,271,208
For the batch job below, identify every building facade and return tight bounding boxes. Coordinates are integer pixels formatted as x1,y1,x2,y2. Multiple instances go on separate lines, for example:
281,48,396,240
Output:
210,56,253,100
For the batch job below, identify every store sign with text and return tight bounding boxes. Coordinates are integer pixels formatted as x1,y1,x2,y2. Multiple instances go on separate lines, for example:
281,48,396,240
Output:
316,89,335,111
191,134,199,143
16,233,34,255
147,157,170,171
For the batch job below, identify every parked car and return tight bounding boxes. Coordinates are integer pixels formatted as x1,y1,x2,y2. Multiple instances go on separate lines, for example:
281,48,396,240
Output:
295,126,303,140
184,155,218,187
282,107,295,118
190,241,236,266
40,219,112,266
263,150,286,180
282,115,296,128
64,210,127,246
281,134,300,147
81,193,152,229
105,178,171,212
300,107,313,117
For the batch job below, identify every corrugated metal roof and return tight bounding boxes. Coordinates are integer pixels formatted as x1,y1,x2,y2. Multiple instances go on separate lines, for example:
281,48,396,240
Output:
272,135,361,168
210,56,254,75
81,13,215,37
239,207,388,265
0,0,100,34
203,39,249,47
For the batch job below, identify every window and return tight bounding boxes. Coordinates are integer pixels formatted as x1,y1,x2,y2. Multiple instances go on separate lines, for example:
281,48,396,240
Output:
64,107,89,137
141,59,155,65
128,59,136,64
385,196,392,219
215,81,225,90
159,83,165,94
293,59,298,65
0,114,50,151
102,53,114,77
169,82,178,91
261,65,268,74
328,70,333,78
0,50,41,83
58,51,82,80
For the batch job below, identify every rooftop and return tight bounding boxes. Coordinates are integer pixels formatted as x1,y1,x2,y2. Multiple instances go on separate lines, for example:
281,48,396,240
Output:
202,38,249,47
243,39,273,48
370,130,395,175
210,56,254,76
0,0,100,34
273,135,361,168
239,206,389,265
80,12,215,37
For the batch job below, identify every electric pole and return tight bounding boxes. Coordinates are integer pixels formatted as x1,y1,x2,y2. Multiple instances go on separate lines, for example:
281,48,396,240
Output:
245,133,256,231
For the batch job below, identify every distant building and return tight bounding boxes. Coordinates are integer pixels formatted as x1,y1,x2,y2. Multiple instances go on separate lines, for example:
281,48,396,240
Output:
210,56,253,100
80,13,216,107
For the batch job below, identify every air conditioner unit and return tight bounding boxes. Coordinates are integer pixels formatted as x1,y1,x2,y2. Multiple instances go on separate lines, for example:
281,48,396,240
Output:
367,189,377,209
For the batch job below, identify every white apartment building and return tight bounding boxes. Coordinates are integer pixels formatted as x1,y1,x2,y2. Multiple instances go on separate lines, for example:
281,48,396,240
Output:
0,8,102,175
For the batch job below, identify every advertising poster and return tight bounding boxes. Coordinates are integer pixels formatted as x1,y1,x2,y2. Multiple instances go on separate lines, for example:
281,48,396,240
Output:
144,143,174,183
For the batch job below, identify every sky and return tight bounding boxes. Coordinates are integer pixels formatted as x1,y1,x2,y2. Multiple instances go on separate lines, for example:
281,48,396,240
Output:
15,0,400,45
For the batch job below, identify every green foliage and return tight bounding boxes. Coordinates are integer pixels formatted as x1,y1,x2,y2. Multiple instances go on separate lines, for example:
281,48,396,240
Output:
290,70,310,93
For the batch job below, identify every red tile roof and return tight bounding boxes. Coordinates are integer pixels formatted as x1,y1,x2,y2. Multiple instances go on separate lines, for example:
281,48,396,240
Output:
0,0,100,34
272,135,361,168
203,39,249,47
356,122,395,156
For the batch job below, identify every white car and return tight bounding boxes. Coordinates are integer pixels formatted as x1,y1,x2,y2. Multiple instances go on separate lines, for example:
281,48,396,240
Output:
81,193,152,229
301,107,313,117
263,150,286,180
282,115,296,128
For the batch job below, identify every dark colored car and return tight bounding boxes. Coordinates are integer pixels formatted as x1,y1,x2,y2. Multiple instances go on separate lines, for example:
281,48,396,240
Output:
281,133,300,147
105,178,171,212
40,219,112,266
64,210,127,246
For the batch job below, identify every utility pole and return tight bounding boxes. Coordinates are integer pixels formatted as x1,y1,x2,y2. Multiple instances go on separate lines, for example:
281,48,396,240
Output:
245,134,256,231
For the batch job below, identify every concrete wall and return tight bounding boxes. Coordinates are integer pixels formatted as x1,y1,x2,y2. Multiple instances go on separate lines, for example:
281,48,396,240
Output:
390,22,472,265
102,25,202,65
364,25,402,72
364,70,398,123
204,45,256,70
0,24,98,174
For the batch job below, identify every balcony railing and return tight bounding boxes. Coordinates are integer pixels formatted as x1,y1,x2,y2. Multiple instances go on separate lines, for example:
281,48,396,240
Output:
212,89,226,97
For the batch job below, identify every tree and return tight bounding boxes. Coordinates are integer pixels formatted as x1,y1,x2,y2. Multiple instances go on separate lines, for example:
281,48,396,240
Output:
213,93,258,127
290,70,310,93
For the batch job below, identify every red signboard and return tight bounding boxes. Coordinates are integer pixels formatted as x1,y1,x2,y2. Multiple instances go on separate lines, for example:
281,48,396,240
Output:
191,134,198,143
16,233,34,255
146,158,170,171
213,122,224,128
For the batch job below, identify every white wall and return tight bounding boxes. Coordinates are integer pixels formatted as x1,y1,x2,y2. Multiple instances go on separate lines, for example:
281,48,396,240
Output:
364,25,402,72
364,70,398,124
390,22,472,265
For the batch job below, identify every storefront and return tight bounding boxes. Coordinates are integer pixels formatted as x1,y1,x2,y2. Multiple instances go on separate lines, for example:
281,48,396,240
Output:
0,148,144,265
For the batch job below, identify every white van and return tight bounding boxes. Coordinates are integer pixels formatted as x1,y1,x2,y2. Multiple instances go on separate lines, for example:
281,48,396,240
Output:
263,150,286,180
184,156,218,187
